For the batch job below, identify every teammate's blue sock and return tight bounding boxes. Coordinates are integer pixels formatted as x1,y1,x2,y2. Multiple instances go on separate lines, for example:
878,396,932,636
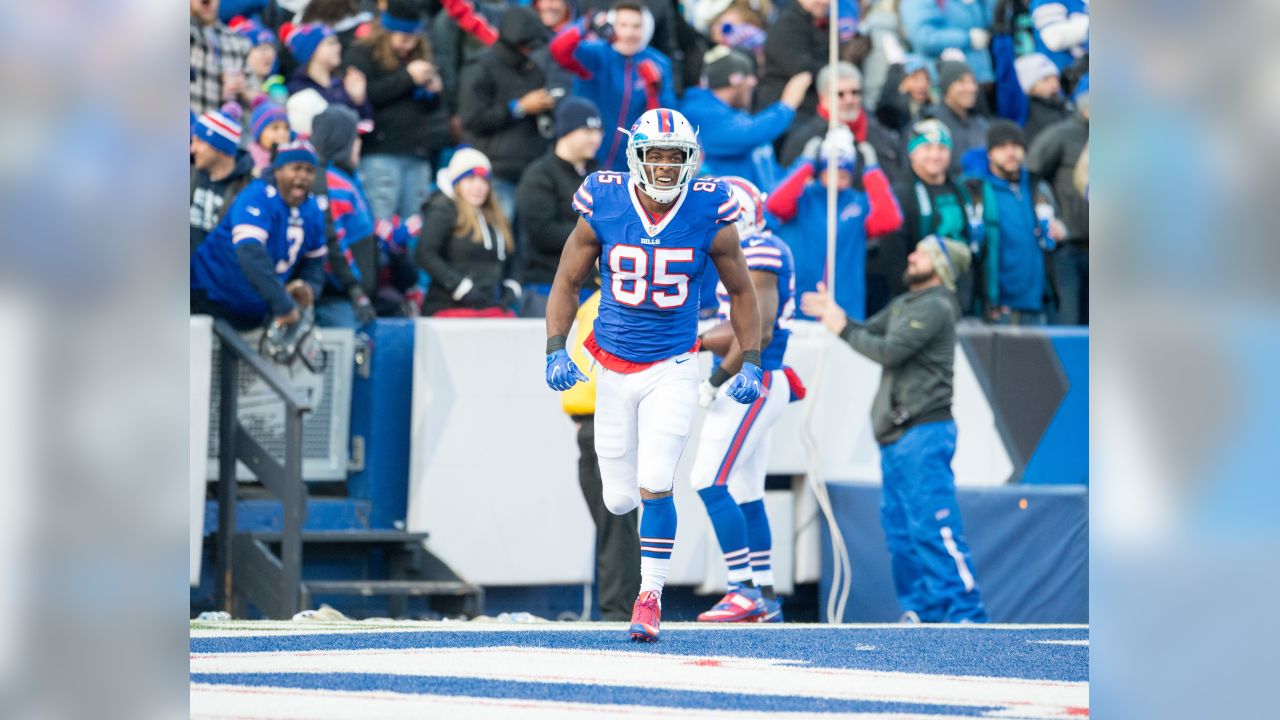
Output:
740,499,775,599
638,495,677,596
697,485,754,587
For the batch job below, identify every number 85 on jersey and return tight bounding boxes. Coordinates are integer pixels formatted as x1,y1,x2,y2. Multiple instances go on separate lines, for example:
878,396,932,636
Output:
606,245,698,309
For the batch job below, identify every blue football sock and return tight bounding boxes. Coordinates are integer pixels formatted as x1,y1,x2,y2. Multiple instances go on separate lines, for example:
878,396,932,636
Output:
697,485,753,587
740,499,775,597
639,495,677,596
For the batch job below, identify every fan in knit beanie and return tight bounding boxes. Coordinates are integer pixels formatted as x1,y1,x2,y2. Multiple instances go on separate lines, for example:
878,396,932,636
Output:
283,22,336,68
918,236,971,292
937,60,975,99
1014,53,1059,97
192,107,242,156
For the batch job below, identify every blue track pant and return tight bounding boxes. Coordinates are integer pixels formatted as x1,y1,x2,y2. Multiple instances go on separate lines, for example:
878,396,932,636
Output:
879,420,988,623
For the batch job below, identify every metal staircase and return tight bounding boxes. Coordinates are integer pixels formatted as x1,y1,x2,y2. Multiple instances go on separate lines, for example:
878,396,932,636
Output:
212,320,482,619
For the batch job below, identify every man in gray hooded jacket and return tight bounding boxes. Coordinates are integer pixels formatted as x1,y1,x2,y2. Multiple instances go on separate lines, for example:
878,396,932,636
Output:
802,236,988,624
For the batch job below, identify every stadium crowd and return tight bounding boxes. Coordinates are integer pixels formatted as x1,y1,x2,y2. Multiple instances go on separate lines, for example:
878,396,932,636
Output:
191,0,1089,330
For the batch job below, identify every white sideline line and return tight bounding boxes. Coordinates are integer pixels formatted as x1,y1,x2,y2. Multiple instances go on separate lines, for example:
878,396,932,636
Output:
191,684,1001,720
191,646,1088,713
191,621,1089,638
1029,640,1089,646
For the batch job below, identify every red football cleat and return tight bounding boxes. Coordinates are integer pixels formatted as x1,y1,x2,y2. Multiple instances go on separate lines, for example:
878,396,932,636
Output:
629,591,662,642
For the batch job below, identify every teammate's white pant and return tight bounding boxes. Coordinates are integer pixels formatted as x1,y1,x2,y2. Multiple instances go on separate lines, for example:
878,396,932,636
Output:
593,351,700,515
689,369,791,502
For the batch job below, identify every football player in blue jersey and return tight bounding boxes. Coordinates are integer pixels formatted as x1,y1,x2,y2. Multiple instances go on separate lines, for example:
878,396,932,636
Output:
544,108,763,642
690,176,804,624
191,140,329,331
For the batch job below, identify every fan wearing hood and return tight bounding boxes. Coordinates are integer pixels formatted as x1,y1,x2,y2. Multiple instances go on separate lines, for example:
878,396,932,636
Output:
548,0,678,171
459,6,557,223
309,105,380,328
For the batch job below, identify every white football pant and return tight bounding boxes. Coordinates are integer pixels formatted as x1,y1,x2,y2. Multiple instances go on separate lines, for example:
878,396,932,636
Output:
689,369,791,503
593,351,700,515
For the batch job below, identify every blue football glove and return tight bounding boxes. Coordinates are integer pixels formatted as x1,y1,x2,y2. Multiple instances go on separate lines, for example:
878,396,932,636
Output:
546,349,589,391
725,361,764,404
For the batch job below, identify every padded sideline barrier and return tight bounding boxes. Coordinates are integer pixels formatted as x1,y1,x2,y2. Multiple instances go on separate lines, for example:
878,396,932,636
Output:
819,482,1088,622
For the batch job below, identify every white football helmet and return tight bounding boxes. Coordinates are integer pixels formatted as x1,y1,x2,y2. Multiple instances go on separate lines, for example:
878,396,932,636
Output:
718,175,767,238
621,108,701,203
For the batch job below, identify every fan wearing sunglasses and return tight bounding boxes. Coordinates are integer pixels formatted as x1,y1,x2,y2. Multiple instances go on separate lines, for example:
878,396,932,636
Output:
779,62,904,184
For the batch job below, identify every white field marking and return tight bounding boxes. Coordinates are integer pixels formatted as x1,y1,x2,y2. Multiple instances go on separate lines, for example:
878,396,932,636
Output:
190,621,1089,638
191,683,999,720
190,645,1088,713
1028,640,1089,647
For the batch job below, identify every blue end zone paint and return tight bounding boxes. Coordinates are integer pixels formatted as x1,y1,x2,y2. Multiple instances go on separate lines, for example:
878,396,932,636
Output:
192,672,998,716
1023,330,1089,485
192,627,1088,682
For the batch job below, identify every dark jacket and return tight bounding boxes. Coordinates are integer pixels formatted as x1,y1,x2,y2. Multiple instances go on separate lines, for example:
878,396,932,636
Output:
415,193,512,314
190,152,256,253
779,110,905,186
1026,113,1088,243
923,102,991,176
344,41,449,160
757,2,828,118
875,63,931,135
1023,94,1070,146
516,149,599,285
459,7,554,182
869,169,980,316
431,0,503,118
840,284,958,445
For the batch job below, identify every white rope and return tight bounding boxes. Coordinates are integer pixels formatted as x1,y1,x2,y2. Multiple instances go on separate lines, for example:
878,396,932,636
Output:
796,0,854,627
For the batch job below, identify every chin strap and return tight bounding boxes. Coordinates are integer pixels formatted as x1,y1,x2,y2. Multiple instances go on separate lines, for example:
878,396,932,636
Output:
640,183,680,204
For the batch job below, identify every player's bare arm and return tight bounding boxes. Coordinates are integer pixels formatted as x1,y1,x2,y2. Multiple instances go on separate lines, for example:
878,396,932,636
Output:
709,269,778,376
698,320,735,357
709,223,762,358
544,218,600,392
546,217,601,342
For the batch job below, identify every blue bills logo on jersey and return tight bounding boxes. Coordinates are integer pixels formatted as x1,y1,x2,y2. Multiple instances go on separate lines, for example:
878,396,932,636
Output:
716,231,795,371
574,171,741,363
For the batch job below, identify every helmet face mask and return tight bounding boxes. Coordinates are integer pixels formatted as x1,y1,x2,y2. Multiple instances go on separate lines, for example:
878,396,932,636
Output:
623,109,700,204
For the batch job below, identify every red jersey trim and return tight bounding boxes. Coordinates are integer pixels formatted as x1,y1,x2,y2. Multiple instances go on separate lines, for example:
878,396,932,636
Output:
584,330,700,374
633,186,671,226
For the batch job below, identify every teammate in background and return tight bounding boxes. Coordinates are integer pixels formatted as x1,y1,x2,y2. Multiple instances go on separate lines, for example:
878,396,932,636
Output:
689,176,804,624
544,108,763,642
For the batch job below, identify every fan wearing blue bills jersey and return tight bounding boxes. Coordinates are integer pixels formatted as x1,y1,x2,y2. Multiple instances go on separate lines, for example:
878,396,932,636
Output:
191,140,329,331
544,108,763,643
690,176,804,624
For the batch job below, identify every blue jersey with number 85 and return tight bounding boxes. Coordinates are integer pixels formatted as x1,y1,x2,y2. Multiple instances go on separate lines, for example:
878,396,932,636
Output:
573,171,741,363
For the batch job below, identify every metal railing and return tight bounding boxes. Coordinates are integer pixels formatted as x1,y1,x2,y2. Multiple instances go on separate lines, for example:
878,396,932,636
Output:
213,319,312,618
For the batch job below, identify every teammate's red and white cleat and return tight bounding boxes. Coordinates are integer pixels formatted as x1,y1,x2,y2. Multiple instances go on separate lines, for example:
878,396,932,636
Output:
696,586,764,623
629,591,662,642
